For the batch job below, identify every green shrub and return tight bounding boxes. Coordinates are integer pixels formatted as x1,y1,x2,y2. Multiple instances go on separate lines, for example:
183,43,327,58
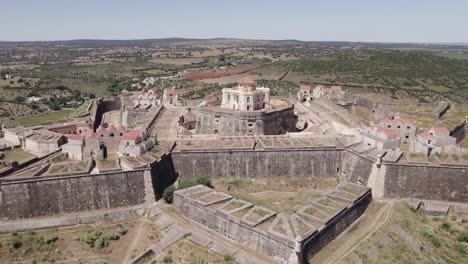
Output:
178,180,195,190
41,233,59,245
458,229,468,242
223,255,233,261
441,220,451,231
163,185,176,204
118,227,128,236
103,231,120,241
94,237,109,248
83,233,96,247
457,242,466,254
196,176,212,187
7,237,22,249
163,255,173,263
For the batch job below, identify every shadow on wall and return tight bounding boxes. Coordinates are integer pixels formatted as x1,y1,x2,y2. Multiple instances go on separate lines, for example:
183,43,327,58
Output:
150,154,178,199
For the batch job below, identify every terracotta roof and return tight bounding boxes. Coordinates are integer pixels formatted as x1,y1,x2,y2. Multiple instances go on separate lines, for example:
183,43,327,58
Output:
330,86,342,91
300,85,311,91
88,132,98,138
432,127,448,134
419,131,430,138
67,134,85,140
238,76,255,85
164,88,175,94
106,125,117,132
121,131,141,140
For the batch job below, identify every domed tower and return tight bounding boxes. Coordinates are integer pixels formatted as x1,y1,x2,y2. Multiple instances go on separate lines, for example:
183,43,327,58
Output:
238,76,256,92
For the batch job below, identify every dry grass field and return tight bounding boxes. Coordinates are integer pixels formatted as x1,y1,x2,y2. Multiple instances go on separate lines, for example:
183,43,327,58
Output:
212,177,338,214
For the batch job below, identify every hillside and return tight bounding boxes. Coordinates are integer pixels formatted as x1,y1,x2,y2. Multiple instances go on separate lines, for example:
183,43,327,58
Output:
254,49,468,102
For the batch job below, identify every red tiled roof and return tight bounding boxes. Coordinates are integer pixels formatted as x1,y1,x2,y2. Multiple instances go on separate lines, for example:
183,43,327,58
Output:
238,76,255,84
106,125,117,132
300,85,311,91
67,134,85,140
88,132,98,138
121,131,140,140
331,86,342,91
164,88,175,94
419,131,430,138
432,127,448,134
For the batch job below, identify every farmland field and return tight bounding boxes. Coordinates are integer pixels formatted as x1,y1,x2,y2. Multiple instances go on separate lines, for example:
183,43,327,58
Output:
16,109,73,126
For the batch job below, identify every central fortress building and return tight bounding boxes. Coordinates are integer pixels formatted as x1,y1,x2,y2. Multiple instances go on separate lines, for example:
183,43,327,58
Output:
195,77,296,136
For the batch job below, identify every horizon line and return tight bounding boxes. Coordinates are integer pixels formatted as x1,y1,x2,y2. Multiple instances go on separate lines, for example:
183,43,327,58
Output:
0,37,467,46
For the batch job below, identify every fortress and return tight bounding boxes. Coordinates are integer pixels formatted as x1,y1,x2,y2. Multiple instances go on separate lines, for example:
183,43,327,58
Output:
1,80,467,264
1,135,467,263
195,77,296,136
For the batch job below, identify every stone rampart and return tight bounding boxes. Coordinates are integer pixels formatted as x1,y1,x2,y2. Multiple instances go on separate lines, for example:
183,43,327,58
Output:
0,170,147,220
195,105,296,136
173,183,372,264
341,150,375,183
383,163,468,202
171,148,343,179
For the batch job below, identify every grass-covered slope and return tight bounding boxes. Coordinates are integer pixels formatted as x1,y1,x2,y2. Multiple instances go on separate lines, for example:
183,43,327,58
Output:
256,49,468,102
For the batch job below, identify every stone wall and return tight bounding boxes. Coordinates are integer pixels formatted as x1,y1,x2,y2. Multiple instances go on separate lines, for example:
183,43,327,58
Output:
301,189,372,261
93,97,122,129
341,150,375,184
383,164,468,202
195,106,296,136
150,154,178,198
0,170,147,220
173,187,294,262
171,148,343,179
450,119,466,144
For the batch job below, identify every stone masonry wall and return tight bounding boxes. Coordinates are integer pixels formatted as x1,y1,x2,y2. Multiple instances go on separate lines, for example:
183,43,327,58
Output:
171,149,343,179
195,106,296,136
173,189,294,262
383,164,468,202
341,150,375,184
0,170,146,220
301,189,372,261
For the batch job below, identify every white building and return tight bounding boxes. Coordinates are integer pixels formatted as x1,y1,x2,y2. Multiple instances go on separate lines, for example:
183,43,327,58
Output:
313,85,344,100
133,88,161,108
413,126,456,155
380,118,417,143
360,125,400,150
221,76,270,111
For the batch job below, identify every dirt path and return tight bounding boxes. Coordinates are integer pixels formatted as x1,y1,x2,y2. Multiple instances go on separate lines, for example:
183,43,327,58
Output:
122,220,145,263
328,201,394,264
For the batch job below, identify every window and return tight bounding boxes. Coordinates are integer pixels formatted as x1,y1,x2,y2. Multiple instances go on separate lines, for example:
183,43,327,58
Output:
120,133,123,136
247,106,250,110
405,136,409,139
247,97,250,103
397,126,401,128
227,94,230,100
407,126,410,129
388,125,391,128
110,133,114,137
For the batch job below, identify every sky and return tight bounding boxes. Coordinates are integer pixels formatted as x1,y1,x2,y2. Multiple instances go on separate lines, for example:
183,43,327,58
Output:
1,0,467,43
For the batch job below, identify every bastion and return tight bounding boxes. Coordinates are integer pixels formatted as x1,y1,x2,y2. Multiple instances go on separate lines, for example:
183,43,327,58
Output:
173,183,371,263
195,104,296,136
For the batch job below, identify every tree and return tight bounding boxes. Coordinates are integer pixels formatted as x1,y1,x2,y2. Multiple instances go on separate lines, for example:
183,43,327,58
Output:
163,185,176,204
14,96,25,103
